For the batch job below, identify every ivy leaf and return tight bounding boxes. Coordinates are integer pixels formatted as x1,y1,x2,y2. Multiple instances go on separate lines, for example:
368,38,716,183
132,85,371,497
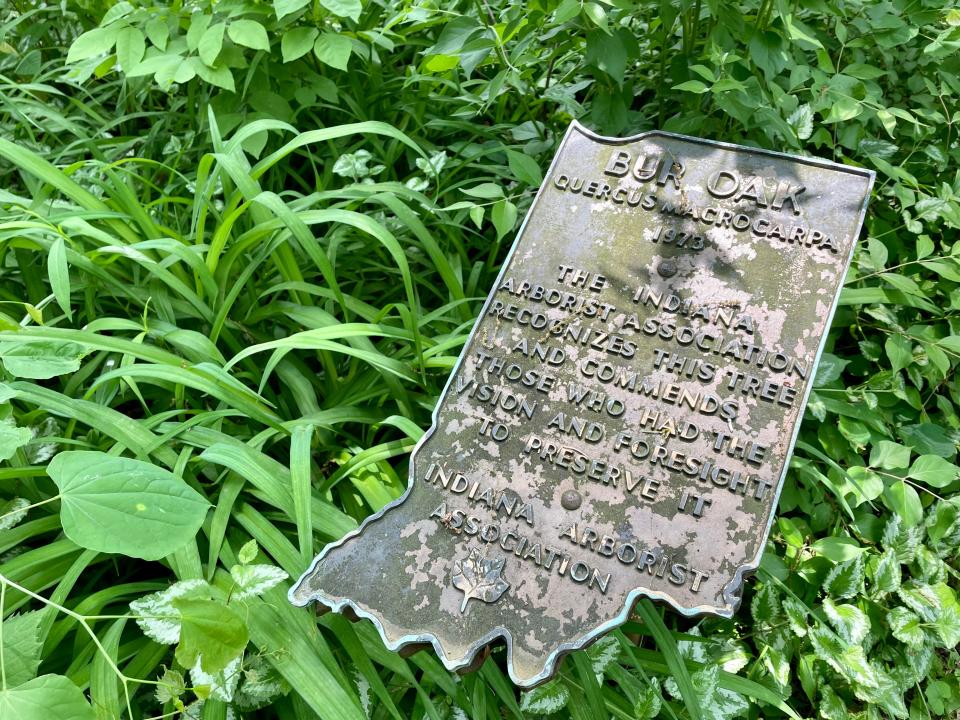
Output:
451,547,509,613
0,674,94,720
519,678,569,714
48,451,210,560
0,612,43,687
173,598,249,674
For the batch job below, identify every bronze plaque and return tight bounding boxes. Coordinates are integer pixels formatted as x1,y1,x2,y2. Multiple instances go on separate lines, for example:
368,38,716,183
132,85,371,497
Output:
290,121,874,686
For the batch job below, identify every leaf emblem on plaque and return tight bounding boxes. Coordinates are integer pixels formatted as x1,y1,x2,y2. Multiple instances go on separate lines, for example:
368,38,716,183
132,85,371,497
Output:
452,548,510,613
290,120,874,686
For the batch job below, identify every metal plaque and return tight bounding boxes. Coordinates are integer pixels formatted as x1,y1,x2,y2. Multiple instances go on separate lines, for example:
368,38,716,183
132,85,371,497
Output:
290,121,874,686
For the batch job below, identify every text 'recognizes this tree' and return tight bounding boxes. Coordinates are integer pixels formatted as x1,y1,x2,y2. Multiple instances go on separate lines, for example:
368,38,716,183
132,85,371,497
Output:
0,0,958,718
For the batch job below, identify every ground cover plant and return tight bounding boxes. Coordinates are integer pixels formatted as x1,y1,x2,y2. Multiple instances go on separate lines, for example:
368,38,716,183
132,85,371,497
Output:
0,0,958,718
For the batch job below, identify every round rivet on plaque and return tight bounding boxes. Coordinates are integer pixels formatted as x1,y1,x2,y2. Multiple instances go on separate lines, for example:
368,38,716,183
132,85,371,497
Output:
657,259,677,278
560,489,582,510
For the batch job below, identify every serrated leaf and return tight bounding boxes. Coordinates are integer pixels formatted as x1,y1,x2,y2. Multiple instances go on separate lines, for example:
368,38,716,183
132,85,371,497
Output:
0,674,94,720
823,597,870,644
228,20,269,51
451,547,509,613
787,103,813,140
587,635,620,680
870,549,901,596
520,678,569,714
130,579,211,644
48,451,210,560
824,555,864,599
0,612,43,687
190,656,242,703
781,595,808,636
230,564,288,599
174,598,248,674
633,677,662,719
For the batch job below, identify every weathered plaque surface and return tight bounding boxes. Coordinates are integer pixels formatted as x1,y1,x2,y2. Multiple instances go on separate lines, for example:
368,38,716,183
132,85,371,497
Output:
291,121,874,686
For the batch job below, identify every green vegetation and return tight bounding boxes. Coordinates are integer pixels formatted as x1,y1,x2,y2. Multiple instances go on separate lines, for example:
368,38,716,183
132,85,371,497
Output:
0,0,958,718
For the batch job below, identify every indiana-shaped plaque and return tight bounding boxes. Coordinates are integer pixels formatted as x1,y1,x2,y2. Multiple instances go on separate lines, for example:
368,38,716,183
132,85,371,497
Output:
290,121,874,686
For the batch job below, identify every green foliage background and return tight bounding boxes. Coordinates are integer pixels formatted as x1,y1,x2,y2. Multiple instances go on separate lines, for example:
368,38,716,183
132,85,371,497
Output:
0,0,959,718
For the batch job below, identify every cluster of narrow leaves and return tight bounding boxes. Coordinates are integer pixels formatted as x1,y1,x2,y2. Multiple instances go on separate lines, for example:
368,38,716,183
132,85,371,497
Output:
0,0,958,719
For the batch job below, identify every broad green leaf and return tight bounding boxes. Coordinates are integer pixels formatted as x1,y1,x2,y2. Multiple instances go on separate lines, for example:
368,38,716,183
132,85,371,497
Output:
0,340,86,380
320,0,362,22
67,27,116,63
281,27,319,62
0,418,31,462
884,480,923,527
811,536,866,562
274,0,310,19
173,598,248,674
462,182,503,199
314,33,351,70
870,440,911,469
199,22,225,66
0,674,94,720
673,80,709,93
0,612,43,687
907,454,958,488
48,451,210,560
114,26,145,73
491,199,518,240
885,334,912,373
228,20,270,51
506,150,543,186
